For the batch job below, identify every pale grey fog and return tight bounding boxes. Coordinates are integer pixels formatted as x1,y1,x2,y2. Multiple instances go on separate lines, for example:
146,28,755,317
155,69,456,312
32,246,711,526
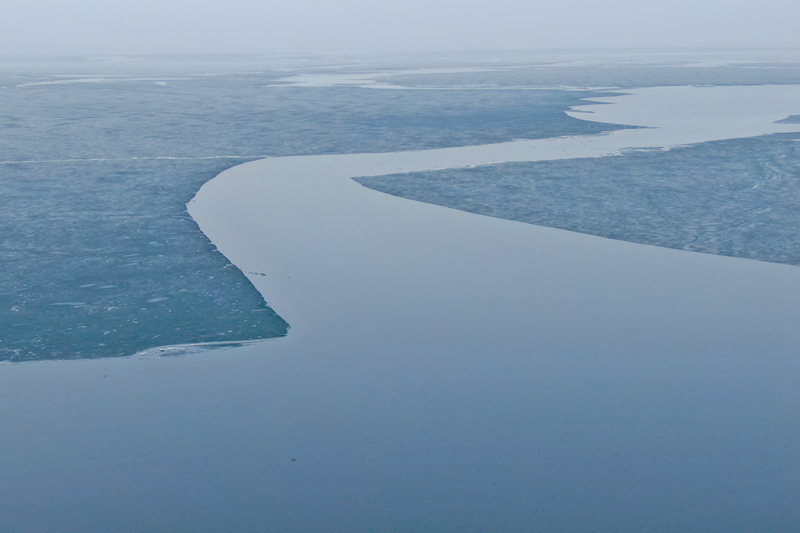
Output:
1,0,799,53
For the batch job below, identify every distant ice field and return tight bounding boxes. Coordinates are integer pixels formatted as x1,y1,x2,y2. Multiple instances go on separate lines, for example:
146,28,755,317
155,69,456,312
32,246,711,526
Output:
4,52,800,361
0,56,625,362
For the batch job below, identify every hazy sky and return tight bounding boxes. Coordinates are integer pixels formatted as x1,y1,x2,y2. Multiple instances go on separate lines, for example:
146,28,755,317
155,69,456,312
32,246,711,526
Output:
2,0,799,54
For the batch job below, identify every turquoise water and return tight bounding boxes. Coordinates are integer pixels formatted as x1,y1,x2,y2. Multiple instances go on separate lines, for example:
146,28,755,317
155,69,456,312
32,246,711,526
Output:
359,133,800,266
0,55,624,361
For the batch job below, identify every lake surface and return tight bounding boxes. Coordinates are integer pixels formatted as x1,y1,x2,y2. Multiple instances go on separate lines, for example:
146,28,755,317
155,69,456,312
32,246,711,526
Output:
3,51,800,532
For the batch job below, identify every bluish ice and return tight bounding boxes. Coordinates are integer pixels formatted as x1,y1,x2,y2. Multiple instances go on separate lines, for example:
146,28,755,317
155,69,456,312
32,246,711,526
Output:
0,54,624,361
359,133,800,265
4,53,800,361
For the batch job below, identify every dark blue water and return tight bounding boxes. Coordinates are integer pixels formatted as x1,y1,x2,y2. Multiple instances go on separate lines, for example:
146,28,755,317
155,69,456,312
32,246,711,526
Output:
359,133,800,265
0,56,625,361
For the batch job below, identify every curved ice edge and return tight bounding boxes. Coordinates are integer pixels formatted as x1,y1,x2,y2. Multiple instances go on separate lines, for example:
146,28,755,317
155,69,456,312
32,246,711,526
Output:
188,84,800,340
132,337,285,359
0,336,287,365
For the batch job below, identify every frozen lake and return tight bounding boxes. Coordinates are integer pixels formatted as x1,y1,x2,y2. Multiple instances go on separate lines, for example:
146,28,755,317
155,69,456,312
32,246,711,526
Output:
3,52,800,531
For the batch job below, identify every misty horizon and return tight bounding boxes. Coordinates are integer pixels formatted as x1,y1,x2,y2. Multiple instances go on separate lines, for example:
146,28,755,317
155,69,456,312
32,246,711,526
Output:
2,0,799,54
